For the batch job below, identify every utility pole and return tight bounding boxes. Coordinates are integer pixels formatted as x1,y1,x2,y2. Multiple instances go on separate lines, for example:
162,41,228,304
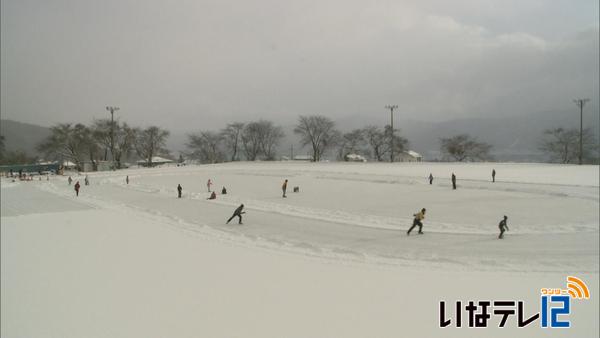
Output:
385,105,398,162
290,144,294,160
573,99,589,165
106,106,120,166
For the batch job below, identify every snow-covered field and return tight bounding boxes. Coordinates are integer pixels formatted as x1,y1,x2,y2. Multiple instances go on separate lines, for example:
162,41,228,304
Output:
2,162,598,337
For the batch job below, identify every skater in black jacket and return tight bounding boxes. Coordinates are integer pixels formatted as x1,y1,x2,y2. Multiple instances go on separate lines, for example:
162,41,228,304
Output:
177,184,183,198
498,215,509,239
227,204,245,224
451,173,456,190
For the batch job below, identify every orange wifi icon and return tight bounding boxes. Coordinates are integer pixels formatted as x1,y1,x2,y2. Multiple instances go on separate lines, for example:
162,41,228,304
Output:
566,276,590,299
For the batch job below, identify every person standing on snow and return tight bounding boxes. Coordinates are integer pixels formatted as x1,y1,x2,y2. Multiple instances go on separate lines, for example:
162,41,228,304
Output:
498,215,509,239
428,173,434,185
126,175,129,185
282,179,288,198
451,173,456,190
207,179,213,192
74,181,81,196
177,184,183,198
226,204,245,224
68,176,73,185
84,175,89,186
407,208,426,235
492,169,496,183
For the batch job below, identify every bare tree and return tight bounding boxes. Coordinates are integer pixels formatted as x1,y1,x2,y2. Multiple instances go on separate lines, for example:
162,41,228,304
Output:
135,126,170,166
0,135,5,161
37,123,89,170
338,129,365,160
221,122,245,161
363,126,387,161
439,134,492,162
257,120,284,160
186,131,224,163
93,119,137,168
362,125,407,161
241,121,263,161
384,125,409,161
294,115,340,162
539,128,598,164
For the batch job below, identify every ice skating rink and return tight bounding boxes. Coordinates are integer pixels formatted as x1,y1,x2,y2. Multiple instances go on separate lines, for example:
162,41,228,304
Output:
2,162,598,337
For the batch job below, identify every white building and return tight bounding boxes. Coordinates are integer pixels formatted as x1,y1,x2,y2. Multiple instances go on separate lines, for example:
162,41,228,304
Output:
397,150,423,162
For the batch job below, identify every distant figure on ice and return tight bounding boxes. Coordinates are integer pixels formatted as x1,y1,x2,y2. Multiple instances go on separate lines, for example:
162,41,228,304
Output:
84,175,89,186
126,175,129,185
68,176,73,185
498,215,509,239
221,186,227,194
407,208,426,235
226,204,245,224
46,174,50,181
451,173,456,190
492,169,496,183
428,173,434,185
74,181,81,196
207,191,217,200
282,179,288,198
207,179,213,192
177,184,183,198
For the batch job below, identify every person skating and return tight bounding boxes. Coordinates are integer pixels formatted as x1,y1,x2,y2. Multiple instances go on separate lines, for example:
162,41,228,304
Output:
407,208,426,235
428,173,434,185
492,169,496,183
221,186,227,194
451,173,456,190
226,204,245,224
282,179,288,198
126,175,129,185
74,181,81,196
68,176,72,185
498,215,509,239
207,179,213,192
207,191,217,200
177,184,183,198
84,175,89,186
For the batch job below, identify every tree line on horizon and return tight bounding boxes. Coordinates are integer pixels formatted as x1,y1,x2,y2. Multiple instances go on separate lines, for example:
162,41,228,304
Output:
0,115,598,168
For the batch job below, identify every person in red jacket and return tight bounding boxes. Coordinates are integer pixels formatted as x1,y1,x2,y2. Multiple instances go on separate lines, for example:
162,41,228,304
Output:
74,181,81,196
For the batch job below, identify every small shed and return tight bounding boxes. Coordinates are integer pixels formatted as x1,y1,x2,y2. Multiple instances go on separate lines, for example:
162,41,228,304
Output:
397,150,423,162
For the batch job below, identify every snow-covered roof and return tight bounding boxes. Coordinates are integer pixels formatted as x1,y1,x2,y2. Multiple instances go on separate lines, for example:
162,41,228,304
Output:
345,153,367,162
136,156,174,164
404,150,422,158
62,161,77,167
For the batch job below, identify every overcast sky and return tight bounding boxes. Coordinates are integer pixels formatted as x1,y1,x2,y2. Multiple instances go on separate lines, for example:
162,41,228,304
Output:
1,0,598,132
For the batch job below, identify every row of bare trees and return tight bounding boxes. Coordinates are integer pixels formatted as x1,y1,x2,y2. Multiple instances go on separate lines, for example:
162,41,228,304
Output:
186,120,285,163
37,120,170,170
539,127,599,164
185,115,412,163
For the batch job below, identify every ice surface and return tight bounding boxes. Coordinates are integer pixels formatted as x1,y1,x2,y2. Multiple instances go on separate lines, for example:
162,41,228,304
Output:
1,162,598,337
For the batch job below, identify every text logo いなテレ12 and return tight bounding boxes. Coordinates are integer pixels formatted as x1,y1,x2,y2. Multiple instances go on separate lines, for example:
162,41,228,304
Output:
440,276,590,329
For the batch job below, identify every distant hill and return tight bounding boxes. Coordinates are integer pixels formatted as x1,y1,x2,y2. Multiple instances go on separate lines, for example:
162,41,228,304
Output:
0,119,51,156
4,105,599,162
